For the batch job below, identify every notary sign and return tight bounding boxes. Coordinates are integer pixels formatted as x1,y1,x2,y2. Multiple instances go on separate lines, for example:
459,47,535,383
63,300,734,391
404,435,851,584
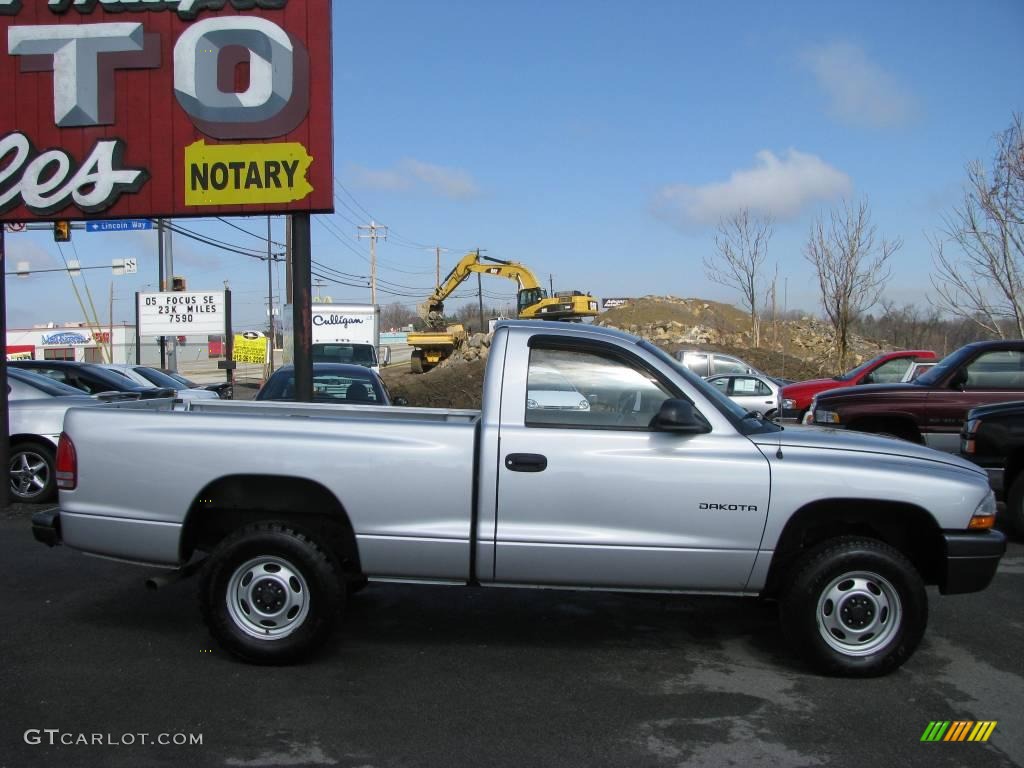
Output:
138,291,225,337
0,1,333,222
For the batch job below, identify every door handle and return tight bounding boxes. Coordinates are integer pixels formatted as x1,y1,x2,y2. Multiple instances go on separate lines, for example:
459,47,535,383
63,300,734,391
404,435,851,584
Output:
505,453,547,472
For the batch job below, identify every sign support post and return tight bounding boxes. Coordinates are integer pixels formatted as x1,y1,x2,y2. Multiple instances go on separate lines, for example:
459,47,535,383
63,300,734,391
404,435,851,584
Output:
0,226,8,507
292,214,312,403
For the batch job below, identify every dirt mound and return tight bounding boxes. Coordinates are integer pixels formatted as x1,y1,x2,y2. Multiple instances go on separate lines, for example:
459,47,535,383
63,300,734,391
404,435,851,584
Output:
386,295,893,408
383,358,487,410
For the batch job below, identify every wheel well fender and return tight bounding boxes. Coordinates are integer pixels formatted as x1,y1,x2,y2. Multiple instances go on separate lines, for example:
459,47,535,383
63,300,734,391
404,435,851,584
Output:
764,498,943,596
179,475,361,577
9,435,56,450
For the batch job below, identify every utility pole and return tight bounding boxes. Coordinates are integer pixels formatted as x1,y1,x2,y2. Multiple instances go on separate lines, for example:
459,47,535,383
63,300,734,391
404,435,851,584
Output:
549,273,554,295
357,220,387,304
267,215,275,373
435,246,441,291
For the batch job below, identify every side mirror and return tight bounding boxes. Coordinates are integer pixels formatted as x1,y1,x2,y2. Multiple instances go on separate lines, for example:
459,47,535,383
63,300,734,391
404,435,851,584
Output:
393,396,409,406
949,368,968,390
860,373,873,385
650,398,710,433
378,346,391,366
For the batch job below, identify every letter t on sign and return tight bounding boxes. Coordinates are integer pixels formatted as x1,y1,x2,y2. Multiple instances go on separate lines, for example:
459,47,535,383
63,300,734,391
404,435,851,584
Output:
8,23,160,127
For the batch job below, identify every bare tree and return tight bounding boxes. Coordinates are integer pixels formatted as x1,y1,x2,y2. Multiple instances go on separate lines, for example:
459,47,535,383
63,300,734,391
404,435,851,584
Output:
703,209,774,347
804,199,901,367
931,114,1024,339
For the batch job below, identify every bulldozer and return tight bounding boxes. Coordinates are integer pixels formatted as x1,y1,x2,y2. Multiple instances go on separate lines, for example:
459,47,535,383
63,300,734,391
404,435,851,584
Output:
407,251,600,373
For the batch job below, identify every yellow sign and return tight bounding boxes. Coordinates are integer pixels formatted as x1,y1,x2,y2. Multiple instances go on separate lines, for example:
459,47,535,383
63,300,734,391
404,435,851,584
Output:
185,141,314,207
232,334,267,365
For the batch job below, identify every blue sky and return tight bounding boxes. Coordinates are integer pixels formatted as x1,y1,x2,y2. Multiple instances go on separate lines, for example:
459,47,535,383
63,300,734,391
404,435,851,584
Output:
4,0,1024,330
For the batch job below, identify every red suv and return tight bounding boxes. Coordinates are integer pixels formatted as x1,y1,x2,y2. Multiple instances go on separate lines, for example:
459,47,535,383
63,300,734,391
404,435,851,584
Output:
780,350,937,422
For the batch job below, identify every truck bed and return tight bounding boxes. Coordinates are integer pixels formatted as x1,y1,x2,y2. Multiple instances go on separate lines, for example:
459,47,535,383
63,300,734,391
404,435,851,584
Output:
59,400,481,574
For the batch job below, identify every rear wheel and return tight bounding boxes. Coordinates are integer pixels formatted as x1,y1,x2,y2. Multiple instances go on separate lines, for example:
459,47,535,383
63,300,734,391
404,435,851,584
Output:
200,523,343,664
779,537,926,677
9,441,56,502
1007,474,1024,539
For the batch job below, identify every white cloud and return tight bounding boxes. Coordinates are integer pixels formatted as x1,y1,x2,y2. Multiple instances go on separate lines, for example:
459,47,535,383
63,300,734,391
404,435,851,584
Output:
652,149,852,228
802,42,917,128
349,159,481,201
350,166,411,192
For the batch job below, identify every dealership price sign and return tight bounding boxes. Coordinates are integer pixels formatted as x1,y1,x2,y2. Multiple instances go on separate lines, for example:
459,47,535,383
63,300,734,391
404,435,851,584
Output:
0,1,333,222
138,290,225,336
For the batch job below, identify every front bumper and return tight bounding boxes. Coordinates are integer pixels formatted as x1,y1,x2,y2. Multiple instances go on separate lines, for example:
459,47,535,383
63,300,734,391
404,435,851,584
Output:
939,529,1006,594
32,509,62,547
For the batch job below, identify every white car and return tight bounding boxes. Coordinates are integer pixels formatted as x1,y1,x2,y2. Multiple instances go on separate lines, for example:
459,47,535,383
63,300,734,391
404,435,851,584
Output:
706,373,780,419
97,364,219,400
527,366,591,411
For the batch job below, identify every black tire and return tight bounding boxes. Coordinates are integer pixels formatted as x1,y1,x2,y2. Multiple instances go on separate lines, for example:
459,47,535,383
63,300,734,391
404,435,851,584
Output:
1007,474,1024,539
410,351,424,374
779,536,927,677
9,441,56,503
199,523,343,664
764,409,778,422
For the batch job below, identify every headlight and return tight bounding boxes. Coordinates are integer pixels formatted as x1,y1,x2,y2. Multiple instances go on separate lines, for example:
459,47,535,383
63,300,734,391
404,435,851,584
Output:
527,398,539,409
813,409,840,425
782,398,796,410
578,399,590,410
969,490,997,529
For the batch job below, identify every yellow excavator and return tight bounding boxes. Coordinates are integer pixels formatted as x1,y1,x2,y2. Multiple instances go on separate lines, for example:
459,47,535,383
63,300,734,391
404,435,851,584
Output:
407,251,600,373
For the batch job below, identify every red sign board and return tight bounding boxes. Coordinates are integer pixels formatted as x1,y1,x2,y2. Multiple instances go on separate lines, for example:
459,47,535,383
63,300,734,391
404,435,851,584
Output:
0,1,333,222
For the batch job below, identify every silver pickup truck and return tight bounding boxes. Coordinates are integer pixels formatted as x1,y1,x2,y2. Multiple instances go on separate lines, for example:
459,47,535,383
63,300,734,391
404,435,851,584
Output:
32,321,1006,676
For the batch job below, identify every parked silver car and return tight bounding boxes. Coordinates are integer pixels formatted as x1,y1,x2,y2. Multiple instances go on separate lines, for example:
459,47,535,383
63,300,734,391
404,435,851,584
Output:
706,372,781,419
674,349,762,378
6,368,103,502
98,364,219,400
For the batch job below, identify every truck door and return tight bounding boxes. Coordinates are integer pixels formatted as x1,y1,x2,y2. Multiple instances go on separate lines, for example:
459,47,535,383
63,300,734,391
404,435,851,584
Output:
492,337,771,591
923,349,1024,452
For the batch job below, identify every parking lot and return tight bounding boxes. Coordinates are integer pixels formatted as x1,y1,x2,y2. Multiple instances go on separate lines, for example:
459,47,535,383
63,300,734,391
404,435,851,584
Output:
1,503,1021,768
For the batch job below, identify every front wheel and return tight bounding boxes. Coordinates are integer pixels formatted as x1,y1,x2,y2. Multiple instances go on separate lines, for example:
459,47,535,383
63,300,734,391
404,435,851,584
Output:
779,537,927,677
200,523,343,664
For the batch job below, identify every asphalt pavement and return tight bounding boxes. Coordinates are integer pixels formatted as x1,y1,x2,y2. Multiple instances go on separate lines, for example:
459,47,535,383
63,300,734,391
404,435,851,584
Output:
1,503,1022,768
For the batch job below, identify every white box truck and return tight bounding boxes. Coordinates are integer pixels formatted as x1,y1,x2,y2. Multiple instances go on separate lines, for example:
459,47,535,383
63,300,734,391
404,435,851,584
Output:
281,303,389,373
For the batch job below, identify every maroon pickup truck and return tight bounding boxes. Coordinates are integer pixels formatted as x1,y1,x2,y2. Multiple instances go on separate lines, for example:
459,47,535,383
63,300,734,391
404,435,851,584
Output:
808,340,1024,452
779,349,937,422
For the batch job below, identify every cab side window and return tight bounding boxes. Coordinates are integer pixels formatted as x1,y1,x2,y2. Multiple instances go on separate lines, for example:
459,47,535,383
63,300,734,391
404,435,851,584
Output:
964,350,1024,390
526,347,673,429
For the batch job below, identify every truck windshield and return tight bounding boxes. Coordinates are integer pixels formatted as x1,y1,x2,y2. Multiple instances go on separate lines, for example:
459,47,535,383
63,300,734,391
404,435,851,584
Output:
312,344,378,367
833,355,884,381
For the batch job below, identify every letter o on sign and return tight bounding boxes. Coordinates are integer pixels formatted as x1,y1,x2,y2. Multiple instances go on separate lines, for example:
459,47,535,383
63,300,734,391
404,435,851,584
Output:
173,17,309,140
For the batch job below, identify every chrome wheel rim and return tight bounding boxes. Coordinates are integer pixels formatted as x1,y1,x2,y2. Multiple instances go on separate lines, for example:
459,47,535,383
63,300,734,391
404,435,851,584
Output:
816,570,902,656
226,556,310,640
9,449,50,500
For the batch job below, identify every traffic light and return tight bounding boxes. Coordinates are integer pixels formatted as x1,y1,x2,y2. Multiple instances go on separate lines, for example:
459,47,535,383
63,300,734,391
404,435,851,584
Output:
53,220,70,242
171,275,187,291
